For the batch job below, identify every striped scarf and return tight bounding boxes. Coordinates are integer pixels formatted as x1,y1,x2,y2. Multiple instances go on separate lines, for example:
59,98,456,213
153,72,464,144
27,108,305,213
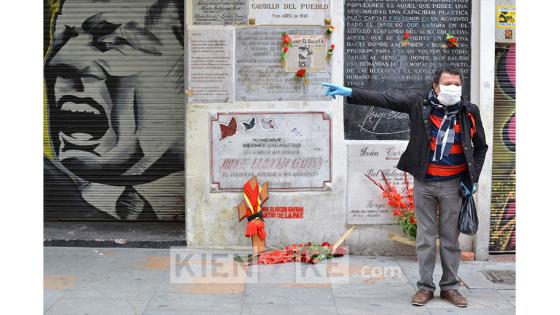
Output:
428,90,462,161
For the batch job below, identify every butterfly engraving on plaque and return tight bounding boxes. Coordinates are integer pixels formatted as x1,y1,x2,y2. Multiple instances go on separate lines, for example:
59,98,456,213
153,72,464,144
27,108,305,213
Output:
291,128,302,137
242,117,256,131
219,117,237,140
260,117,277,130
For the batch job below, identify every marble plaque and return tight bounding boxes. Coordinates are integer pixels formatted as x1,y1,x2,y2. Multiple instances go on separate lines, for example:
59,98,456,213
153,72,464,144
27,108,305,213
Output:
187,27,234,102
210,111,332,191
248,0,330,25
192,0,249,25
344,0,472,140
235,27,332,101
346,141,411,224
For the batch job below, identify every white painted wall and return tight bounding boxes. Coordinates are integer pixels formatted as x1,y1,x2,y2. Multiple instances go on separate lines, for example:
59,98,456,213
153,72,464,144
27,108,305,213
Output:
184,0,493,258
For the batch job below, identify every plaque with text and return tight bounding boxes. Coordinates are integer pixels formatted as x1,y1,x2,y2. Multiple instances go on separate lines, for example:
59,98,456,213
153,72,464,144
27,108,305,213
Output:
344,0,472,140
248,0,330,25
187,27,234,102
192,0,248,25
346,141,411,224
210,111,332,191
285,35,328,72
236,27,332,101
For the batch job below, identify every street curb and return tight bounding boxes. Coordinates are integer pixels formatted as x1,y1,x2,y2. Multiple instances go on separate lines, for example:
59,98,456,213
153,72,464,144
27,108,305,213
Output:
44,239,187,248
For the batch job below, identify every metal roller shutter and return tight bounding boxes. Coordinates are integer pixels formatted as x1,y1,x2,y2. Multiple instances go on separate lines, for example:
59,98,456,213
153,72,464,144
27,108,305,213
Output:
489,43,516,252
44,0,185,221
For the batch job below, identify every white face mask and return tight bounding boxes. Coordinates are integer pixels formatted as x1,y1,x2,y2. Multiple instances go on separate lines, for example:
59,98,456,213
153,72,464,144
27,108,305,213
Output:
437,84,462,106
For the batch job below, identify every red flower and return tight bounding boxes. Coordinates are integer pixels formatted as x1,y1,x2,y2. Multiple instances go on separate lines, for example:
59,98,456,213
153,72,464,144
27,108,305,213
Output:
448,37,458,48
403,31,410,40
330,44,335,49
296,68,306,77
364,171,417,240
283,46,289,53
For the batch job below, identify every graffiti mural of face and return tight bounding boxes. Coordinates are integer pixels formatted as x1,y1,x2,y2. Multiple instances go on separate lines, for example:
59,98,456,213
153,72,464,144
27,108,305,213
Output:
45,0,184,186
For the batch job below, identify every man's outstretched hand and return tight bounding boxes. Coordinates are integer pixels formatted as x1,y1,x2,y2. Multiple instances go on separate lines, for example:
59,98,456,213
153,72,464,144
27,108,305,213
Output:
321,83,352,99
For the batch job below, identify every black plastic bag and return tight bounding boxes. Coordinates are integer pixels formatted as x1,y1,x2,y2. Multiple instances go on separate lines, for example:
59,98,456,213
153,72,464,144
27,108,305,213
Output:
458,184,478,235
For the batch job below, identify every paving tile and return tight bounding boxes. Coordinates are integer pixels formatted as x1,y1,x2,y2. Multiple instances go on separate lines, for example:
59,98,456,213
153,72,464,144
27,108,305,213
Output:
426,289,514,310
497,289,515,305
334,296,431,315
345,256,401,265
332,283,416,298
242,303,337,315
243,285,335,305
397,258,513,290
44,290,64,312
46,298,149,315
58,272,159,300
459,269,515,290
157,282,246,295
246,263,300,284
428,309,516,315
334,257,409,286
60,283,158,300
143,292,243,314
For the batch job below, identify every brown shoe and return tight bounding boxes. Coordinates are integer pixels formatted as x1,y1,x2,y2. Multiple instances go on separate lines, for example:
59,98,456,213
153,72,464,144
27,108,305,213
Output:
411,289,434,306
441,289,468,308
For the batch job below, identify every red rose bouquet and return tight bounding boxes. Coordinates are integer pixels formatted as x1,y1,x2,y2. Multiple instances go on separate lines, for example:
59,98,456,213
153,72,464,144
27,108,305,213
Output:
256,241,346,265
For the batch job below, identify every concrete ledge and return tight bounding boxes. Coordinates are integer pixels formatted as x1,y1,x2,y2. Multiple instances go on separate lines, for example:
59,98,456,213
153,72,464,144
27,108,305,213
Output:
44,221,187,248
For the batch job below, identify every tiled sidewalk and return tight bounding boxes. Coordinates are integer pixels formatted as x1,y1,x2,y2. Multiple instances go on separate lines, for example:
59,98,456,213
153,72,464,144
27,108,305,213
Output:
44,247,515,314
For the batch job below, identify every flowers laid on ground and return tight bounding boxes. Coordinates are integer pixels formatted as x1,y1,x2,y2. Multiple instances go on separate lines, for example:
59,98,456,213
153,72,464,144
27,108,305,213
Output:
280,32,292,61
401,31,410,47
365,172,416,240
441,33,459,49
294,67,310,87
241,241,346,265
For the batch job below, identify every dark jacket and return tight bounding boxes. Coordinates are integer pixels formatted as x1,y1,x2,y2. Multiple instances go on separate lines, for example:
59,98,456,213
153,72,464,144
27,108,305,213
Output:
347,88,488,187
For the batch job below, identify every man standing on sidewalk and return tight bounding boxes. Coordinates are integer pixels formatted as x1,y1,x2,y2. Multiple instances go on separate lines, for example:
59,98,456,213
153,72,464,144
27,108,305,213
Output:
322,67,488,308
